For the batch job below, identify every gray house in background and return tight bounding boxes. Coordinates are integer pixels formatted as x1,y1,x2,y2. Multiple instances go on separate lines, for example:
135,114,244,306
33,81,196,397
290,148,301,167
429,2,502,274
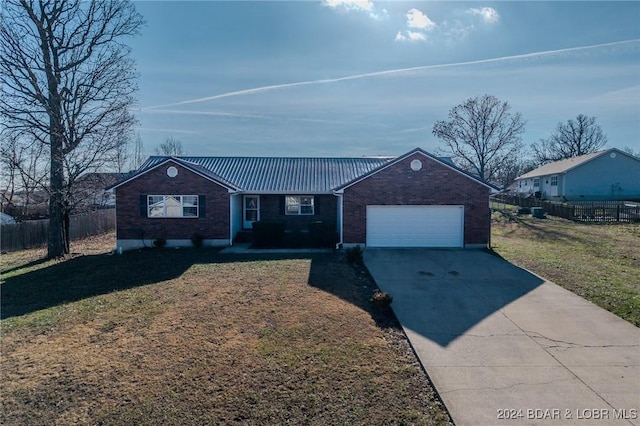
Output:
514,148,640,201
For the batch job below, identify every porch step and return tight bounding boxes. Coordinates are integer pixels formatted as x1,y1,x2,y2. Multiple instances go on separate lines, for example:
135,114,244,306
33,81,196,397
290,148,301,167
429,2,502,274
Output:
234,230,254,243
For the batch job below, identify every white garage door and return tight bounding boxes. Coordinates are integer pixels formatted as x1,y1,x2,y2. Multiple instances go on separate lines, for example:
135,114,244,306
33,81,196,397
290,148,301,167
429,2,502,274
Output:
366,205,464,248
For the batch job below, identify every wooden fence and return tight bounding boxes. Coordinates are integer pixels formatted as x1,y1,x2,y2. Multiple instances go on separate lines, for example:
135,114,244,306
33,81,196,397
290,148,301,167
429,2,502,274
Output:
490,195,640,223
0,209,115,252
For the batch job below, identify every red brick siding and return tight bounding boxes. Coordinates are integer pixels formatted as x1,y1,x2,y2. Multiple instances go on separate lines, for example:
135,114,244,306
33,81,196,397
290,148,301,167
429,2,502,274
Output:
115,162,230,241
258,194,337,231
342,153,490,245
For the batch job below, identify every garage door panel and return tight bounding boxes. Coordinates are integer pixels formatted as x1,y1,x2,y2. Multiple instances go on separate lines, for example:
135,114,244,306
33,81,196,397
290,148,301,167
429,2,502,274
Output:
366,205,463,248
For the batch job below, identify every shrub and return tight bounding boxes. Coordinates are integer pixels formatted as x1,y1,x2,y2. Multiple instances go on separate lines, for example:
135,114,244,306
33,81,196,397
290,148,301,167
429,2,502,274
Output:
252,221,285,248
371,290,393,309
190,233,204,248
286,230,307,248
308,221,339,248
152,238,166,248
345,245,363,264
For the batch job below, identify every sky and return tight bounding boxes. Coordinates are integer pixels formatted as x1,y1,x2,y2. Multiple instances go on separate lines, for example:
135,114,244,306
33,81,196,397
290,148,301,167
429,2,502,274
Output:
129,1,640,158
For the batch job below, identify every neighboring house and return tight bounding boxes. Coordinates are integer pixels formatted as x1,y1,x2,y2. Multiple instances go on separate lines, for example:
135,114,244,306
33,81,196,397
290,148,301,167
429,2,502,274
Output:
0,212,16,224
107,148,495,250
513,148,640,202
75,172,132,208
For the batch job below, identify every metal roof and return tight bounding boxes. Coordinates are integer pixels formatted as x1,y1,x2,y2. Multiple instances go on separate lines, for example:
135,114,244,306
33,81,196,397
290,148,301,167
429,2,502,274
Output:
515,149,624,180
138,156,395,192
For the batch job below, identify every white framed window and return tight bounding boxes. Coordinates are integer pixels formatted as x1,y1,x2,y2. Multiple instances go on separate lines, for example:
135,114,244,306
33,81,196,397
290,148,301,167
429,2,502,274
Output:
533,178,540,187
550,176,558,186
285,196,314,215
148,195,199,218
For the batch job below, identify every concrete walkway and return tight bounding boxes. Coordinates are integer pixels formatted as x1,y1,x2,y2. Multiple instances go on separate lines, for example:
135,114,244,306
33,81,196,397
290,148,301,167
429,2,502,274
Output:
364,249,639,426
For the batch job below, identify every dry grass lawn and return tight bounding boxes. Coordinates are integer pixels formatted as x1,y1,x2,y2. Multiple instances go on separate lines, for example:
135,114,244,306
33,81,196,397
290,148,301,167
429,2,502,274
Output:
1,233,451,425
491,212,640,326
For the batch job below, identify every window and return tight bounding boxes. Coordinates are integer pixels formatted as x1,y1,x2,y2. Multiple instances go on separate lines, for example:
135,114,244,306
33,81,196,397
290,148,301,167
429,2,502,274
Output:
148,195,198,218
533,178,540,187
285,196,314,215
550,176,558,186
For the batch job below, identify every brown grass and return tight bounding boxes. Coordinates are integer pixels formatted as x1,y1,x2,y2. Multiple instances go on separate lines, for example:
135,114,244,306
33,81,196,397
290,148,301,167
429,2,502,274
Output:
491,212,640,326
1,232,451,425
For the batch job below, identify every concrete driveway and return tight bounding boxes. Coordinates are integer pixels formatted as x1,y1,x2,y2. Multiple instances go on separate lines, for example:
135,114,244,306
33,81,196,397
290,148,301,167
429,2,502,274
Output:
364,249,639,425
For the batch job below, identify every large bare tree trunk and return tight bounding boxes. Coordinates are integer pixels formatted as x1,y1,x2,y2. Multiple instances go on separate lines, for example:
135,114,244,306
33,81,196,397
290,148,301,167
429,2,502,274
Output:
48,139,66,257
1,0,143,258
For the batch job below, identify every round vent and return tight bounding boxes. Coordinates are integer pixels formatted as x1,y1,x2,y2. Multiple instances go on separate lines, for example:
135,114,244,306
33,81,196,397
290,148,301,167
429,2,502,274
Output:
167,166,178,177
410,159,423,171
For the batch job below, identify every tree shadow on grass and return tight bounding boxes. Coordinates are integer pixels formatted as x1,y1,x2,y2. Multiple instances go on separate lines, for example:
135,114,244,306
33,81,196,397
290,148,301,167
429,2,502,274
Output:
496,212,591,245
1,257,51,276
1,248,301,320
1,249,394,330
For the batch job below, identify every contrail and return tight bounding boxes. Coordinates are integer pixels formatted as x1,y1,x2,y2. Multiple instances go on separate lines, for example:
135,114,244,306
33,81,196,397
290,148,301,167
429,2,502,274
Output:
141,39,639,110
142,108,389,126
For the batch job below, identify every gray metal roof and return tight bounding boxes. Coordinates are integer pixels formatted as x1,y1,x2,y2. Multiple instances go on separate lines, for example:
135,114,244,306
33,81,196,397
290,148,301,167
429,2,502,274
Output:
138,156,395,192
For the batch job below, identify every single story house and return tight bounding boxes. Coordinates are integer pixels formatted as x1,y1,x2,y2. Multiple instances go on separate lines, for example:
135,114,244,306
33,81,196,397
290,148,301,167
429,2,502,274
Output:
0,212,16,224
107,148,495,250
513,148,640,202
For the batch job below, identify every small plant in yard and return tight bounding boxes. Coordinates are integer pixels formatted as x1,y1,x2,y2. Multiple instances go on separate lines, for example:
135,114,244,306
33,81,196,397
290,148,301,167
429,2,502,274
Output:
345,245,363,264
371,290,393,309
190,233,204,248
152,237,166,248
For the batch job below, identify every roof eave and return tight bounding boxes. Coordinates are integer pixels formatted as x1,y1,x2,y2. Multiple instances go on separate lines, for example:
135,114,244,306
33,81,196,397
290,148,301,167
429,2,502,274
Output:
335,147,497,191
106,157,240,192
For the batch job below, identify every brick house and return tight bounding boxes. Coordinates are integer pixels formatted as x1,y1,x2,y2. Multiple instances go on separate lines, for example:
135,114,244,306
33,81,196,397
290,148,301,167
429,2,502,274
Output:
107,148,495,250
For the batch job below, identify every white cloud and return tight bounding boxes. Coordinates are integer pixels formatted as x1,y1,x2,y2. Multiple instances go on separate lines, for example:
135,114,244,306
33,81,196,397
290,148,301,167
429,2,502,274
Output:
395,31,427,42
467,7,500,24
441,20,474,41
405,8,436,30
323,0,388,20
395,8,435,42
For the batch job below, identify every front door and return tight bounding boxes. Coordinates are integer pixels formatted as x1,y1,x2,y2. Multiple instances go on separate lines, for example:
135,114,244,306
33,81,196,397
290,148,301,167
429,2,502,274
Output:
243,195,260,229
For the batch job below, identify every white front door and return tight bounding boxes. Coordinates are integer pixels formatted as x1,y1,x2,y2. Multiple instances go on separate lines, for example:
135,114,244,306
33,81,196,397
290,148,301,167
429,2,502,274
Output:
243,195,260,229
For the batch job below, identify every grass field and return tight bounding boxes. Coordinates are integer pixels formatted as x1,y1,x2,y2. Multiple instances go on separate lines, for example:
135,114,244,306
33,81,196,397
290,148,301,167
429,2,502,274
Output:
491,211,640,327
0,233,451,425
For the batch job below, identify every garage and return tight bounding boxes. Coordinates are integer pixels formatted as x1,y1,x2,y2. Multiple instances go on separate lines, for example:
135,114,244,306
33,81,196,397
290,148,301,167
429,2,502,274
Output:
366,205,464,248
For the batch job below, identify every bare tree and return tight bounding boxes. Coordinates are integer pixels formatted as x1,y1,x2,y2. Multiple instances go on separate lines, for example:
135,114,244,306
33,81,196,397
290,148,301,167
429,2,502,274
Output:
1,0,144,257
493,157,537,191
532,114,608,165
155,136,185,156
0,134,48,218
621,146,639,159
432,95,526,183
130,132,145,170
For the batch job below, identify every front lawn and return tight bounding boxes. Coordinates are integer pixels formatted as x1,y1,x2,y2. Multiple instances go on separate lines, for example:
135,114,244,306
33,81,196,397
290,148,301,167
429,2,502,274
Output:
491,212,640,326
1,233,451,425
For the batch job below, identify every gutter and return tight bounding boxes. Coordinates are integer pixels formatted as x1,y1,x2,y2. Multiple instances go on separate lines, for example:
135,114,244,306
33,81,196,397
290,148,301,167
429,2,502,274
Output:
332,190,344,249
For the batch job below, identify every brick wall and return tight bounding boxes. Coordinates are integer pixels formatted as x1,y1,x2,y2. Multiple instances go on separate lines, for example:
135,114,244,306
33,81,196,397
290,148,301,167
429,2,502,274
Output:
342,153,490,245
115,162,230,241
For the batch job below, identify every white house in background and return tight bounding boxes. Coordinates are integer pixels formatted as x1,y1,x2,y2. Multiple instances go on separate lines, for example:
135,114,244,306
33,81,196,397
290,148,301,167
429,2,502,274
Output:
513,148,640,201
0,212,16,224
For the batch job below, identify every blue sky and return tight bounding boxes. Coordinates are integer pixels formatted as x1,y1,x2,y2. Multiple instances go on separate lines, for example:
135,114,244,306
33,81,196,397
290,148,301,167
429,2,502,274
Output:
130,1,640,157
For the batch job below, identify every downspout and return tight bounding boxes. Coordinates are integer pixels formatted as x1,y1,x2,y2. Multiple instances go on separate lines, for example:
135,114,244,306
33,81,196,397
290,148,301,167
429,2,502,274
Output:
333,190,344,249
229,190,238,245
